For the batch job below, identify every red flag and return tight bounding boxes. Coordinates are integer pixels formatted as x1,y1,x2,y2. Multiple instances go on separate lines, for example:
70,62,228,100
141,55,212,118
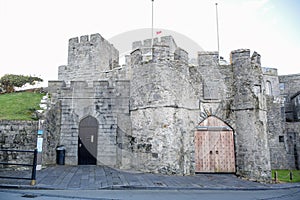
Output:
156,31,162,35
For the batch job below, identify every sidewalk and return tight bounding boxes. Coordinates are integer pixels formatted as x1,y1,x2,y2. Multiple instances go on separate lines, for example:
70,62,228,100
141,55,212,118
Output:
0,165,299,190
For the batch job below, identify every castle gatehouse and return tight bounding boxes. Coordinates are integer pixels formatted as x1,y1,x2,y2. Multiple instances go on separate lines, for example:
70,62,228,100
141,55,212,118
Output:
43,33,300,182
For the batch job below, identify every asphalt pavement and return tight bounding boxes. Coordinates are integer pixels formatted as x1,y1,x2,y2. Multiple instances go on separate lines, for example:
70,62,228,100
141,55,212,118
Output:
0,165,299,190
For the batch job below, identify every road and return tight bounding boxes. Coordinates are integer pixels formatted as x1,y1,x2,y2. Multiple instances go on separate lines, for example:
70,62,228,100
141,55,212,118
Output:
0,188,300,200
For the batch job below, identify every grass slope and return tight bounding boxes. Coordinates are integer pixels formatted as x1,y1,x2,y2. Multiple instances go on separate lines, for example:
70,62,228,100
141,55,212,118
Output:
0,91,44,120
272,169,300,183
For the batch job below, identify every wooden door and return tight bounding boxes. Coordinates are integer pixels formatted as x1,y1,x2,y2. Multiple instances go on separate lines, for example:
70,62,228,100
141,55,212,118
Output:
78,116,98,165
195,116,235,173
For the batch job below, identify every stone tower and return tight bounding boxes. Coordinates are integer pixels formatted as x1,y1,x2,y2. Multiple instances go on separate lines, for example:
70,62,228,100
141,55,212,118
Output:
231,49,271,181
129,37,199,174
58,33,119,85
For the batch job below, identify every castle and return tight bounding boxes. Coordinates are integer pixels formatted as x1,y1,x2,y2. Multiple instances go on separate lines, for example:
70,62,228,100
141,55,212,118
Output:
44,33,300,182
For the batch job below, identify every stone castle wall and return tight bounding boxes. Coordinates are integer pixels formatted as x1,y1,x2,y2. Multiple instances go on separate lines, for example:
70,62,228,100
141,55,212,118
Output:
196,49,272,181
129,57,200,174
278,74,300,169
44,33,300,182
262,67,281,97
1,32,299,183
285,122,300,169
41,101,61,165
0,121,38,169
266,96,291,169
231,50,271,181
279,74,300,122
47,80,131,166
262,68,291,169
0,118,61,168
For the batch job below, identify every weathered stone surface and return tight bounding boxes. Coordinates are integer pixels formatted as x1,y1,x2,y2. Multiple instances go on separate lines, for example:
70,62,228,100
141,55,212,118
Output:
1,33,299,183
47,78,130,166
0,120,38,169
41,101,61,165
279,74,300,122
58,33,119,86
285,122,300,169
43,34,300,183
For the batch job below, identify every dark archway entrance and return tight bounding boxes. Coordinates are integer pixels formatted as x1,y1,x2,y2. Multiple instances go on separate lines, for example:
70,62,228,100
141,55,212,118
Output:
78,116,98,165
195,116,235,173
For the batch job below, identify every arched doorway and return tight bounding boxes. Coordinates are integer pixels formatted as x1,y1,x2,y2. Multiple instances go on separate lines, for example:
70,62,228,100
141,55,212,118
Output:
78,116,98,165
194,116,235,173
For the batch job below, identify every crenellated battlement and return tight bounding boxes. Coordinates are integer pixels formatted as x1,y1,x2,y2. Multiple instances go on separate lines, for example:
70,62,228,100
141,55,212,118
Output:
130,35,189,64
198,51,219,66
230,49,250,64
230,49,262,67
132,36,177,52
59,33,119,85
68,33,105,46
49,80,130,90
48,80,130,99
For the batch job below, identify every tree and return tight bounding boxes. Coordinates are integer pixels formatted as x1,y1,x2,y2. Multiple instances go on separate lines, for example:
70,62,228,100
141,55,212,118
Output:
0,74,43,93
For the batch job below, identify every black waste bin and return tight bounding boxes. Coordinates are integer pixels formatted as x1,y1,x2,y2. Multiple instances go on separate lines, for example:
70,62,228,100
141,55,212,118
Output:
56,146,65,165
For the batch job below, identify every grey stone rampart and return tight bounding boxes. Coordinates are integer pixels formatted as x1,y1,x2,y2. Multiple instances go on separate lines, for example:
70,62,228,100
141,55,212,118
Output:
0,120,38,169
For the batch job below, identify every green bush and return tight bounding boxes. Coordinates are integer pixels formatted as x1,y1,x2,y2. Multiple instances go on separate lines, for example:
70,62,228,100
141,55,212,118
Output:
0,74,43,93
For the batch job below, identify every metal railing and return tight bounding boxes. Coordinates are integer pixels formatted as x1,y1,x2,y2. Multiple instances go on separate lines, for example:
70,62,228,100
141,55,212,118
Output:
0,149,38,185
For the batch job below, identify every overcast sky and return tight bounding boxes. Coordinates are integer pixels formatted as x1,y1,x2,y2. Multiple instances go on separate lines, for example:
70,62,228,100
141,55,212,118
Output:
0,0,299,85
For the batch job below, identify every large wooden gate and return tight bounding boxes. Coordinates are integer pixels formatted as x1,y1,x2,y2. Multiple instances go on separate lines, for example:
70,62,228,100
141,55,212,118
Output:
78,116,98,165
195,116,235,173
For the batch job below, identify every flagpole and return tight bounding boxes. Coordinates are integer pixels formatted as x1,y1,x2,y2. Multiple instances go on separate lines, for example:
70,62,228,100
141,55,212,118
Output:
215,3,220,63
151,0,154,48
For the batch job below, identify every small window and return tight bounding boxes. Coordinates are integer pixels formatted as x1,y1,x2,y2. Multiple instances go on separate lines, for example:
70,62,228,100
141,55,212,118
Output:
279,83,285,91
279,136,284,142
254,85,261,95
285,96,290,103
266,81,272,95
